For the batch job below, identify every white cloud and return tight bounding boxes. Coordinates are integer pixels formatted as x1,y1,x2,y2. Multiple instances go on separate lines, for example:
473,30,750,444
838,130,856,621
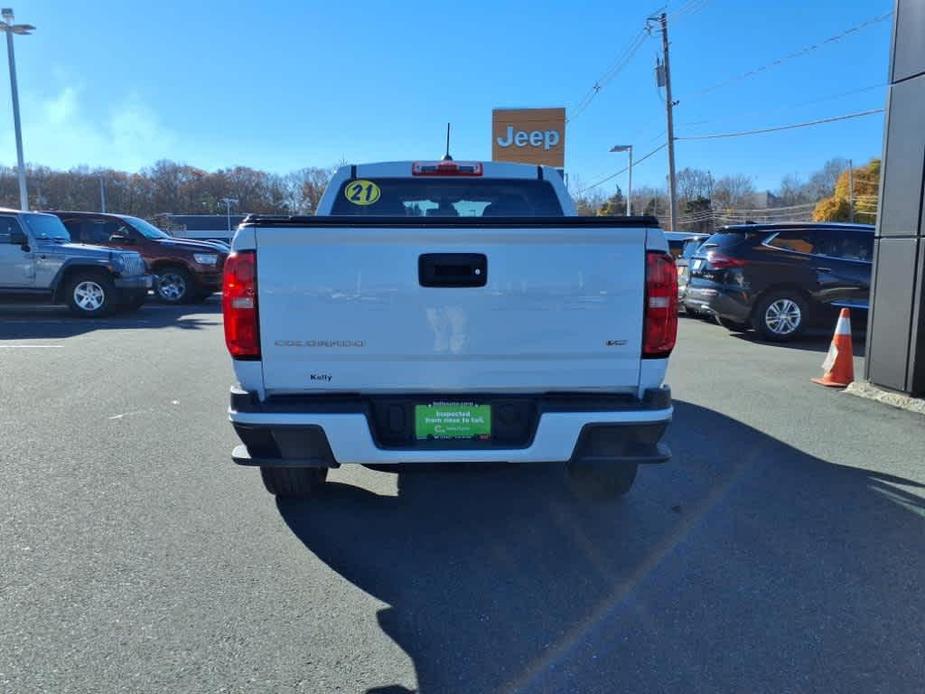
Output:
0,86,176,171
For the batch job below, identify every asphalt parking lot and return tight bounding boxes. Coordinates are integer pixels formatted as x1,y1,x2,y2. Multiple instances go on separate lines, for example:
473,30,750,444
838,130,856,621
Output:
1,302,923,693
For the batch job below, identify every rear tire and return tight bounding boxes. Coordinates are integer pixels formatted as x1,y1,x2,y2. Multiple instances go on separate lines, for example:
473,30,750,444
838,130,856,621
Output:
566,462,638,499
65,272,116,317
260,467,328,498
752,290,809,341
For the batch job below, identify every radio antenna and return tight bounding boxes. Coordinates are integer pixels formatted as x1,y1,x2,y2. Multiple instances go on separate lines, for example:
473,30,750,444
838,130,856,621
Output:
442,122,453,161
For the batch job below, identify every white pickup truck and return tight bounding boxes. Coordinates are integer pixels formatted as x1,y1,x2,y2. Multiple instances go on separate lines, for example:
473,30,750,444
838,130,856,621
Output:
223,160,677,499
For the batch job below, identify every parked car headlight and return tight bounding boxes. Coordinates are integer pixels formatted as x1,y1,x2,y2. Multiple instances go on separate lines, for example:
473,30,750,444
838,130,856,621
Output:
110,253,125,271
193,253,219,265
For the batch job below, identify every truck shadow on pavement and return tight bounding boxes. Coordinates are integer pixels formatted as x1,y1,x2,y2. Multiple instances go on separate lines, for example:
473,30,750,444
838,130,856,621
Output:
277,401,924,694
0,301,220,340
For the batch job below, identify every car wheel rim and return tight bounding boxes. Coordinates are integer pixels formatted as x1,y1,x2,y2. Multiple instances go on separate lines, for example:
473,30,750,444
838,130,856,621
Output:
74,281,105,311
157,272,186,301
765,298,801,335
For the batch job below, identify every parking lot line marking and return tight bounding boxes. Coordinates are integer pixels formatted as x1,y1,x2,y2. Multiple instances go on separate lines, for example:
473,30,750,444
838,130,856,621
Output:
0,345,63,349
108,410,147,420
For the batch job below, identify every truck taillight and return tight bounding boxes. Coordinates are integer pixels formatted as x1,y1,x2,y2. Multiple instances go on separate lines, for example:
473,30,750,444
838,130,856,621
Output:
223,250,260,360
412,161,483,176
643,251,678,359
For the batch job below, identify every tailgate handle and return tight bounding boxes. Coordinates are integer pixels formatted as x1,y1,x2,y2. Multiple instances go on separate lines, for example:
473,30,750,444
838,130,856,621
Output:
419,253,487,288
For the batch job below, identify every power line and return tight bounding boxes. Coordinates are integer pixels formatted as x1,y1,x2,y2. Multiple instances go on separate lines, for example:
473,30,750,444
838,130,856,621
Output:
569,28,649,123
712,203,819,214
577,143,667,193
676,82,887,131
676,206,820,223
670,0,711,22
682,11,893,99
676,108,884,141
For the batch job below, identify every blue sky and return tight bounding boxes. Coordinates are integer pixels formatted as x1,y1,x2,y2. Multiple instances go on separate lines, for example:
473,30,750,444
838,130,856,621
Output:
1,0,892,195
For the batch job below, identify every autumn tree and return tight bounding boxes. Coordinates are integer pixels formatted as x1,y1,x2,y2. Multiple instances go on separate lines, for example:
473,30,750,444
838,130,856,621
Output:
812,158,880,222
811,196,851,222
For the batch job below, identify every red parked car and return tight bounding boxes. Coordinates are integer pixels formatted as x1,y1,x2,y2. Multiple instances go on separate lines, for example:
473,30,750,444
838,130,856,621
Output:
50,211,229,303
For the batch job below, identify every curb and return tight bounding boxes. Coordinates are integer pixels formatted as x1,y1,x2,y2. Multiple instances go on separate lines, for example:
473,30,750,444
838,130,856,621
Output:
844,381,925,416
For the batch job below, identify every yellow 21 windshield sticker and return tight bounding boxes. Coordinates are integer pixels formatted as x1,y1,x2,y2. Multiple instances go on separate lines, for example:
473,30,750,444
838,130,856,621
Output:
344,179,381,206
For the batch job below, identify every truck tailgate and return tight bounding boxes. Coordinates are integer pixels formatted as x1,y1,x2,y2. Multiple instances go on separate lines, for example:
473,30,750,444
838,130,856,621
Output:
256,225,646,394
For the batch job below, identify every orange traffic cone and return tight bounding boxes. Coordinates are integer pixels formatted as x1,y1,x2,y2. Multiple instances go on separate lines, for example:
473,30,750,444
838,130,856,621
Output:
812,308,855,388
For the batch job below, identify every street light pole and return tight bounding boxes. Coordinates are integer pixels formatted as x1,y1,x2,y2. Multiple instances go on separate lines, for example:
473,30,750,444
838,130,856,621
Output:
610,144,634,216
221,197,239,236
1,8,34,211
627,146,633,216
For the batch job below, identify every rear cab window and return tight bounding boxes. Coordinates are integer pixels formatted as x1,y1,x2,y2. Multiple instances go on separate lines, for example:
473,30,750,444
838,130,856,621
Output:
330,178,564,217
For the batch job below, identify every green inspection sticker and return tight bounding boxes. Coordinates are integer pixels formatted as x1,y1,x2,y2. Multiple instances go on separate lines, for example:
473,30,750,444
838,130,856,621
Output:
414,403,491,440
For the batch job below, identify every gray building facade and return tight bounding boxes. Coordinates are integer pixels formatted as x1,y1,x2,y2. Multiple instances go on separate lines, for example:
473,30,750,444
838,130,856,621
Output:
865,0,925,396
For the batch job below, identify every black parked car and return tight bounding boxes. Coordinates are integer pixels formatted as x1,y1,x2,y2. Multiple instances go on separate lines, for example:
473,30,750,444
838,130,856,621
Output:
682,223,874,341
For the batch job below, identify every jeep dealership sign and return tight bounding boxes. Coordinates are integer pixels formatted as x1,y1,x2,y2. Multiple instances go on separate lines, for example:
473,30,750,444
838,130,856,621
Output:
492,107,566,168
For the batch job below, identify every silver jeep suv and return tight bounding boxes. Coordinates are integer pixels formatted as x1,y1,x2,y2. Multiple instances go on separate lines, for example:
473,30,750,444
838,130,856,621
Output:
0,208,152,317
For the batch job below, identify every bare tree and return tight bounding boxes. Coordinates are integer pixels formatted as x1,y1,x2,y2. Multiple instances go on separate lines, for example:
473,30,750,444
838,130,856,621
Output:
807,157,849,200
676,167,714,203
573,189,606,216
776,173,813,206
713,174,756,209
284,167,334,214
632,185,667,219
0,162,343,219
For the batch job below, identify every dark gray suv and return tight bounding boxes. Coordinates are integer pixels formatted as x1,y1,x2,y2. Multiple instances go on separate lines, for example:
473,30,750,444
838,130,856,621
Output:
0,208,152,317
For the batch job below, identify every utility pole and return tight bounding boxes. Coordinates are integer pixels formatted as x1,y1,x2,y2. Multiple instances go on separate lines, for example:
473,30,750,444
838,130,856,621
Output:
99,176,106,212
651,12,678,230
1,8,35,211
847,159,855,223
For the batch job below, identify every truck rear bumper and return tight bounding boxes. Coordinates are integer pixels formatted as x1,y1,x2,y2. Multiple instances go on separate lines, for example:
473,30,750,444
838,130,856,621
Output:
229,387,672,467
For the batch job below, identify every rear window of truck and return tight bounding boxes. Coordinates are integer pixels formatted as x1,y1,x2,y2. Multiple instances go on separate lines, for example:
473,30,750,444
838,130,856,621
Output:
330,178,564,217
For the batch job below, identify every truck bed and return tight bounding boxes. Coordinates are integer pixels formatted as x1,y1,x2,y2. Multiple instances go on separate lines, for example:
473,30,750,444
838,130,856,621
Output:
243,215,660,397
